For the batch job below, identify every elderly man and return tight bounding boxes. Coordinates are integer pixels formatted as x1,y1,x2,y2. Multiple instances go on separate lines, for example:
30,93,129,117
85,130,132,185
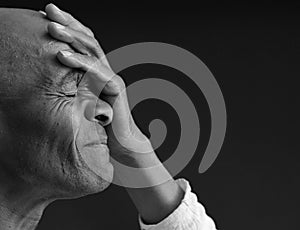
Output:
0,4,216,230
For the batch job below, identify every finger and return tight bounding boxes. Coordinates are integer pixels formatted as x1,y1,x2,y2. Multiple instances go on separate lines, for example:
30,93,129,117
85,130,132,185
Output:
57,51,120,95
57,51,113,79
48,22,102,57
57,50,107,95
38,10,46,16
45,3,94,37
57,51,93,70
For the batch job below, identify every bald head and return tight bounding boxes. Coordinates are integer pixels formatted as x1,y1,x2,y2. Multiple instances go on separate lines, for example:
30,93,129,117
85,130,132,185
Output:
0,5,116,230
0,8,50,64
0,8,72,100
0,7,113,201
0,8,46,36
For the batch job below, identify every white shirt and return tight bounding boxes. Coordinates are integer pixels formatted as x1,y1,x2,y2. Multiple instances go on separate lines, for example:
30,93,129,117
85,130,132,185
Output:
138,178,217,230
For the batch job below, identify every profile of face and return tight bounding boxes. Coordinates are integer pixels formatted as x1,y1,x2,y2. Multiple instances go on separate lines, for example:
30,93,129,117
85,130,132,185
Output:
0,9,114,199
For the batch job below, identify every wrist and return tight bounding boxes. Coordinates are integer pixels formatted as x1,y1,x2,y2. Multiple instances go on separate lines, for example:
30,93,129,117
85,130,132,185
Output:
120,150,161,168
112,142,159,168
113,150,173,189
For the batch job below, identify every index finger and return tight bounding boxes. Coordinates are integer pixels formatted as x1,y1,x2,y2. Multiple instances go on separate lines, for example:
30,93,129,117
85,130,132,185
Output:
45,3,94,37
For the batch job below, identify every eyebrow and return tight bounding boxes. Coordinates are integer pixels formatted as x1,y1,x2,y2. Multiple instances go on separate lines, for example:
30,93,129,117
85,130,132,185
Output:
43,40,83,85
58,69,79,85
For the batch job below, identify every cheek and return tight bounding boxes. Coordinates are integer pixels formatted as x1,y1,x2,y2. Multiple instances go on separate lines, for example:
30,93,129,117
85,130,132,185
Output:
17,98,75,167
71,97,97,147
0,118,19,171
19,103,77,187
71,102,113,176
0,98,51,171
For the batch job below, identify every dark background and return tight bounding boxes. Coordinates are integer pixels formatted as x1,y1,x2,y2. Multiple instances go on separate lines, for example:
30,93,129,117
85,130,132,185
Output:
1,1,299,229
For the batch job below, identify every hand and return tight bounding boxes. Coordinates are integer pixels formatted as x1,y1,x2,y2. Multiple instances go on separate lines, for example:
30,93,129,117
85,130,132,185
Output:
44,4,153,163
43,5,185,224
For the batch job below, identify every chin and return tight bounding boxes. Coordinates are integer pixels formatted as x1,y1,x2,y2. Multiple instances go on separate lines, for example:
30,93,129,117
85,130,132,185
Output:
86,162,114,193
41,138,115,199
48,155,114,200
67,161,114,199
72,143,114,195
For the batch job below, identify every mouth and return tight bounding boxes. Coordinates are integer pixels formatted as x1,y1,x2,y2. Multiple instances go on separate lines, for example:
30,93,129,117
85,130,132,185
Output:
75,139,110,171
84,138,108,148
82,138,110,162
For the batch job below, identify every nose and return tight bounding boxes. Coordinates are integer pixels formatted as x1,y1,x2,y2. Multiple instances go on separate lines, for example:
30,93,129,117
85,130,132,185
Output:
84,98,113,126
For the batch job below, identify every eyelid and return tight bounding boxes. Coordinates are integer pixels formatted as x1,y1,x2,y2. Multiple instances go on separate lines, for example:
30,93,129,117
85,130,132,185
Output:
57,91,76,97
65,93,76,97
76,71,85,86
76,73,83,86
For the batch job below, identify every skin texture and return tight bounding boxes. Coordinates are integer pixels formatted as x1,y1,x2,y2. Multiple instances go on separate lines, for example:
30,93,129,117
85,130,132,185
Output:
0,4,184,229
0,8,114,229
0,8,113,195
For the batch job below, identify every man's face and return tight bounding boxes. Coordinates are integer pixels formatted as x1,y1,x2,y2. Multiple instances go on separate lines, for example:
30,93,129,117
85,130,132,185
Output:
0,9,113,198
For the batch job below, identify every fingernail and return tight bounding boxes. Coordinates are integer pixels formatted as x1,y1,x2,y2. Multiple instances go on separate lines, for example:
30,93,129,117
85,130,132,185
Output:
50,3,61,11
53,22,65,29
60,51,72,57
39,10,46,16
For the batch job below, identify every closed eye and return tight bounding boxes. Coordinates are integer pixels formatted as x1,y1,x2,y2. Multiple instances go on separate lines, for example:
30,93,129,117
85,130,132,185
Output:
64,92,77,97
60,69,84,89
76,71,85,87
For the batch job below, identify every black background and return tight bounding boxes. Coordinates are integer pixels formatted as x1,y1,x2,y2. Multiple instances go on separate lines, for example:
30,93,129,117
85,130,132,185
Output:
1,1,299,229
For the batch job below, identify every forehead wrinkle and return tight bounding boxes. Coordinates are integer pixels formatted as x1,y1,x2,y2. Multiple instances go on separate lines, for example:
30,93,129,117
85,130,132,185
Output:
43,40,61,51
42,40,75,54
0,8,78,96
40,40,76,75
59,69,78,85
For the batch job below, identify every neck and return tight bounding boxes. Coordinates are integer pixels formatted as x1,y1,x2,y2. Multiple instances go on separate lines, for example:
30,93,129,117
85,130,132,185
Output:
0,202,42,230
0,171,53,230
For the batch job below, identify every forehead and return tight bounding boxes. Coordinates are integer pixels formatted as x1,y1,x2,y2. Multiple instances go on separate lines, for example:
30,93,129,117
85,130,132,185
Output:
0,9,71,60
15,11,75,84
0,8,77,98
2,8,72,66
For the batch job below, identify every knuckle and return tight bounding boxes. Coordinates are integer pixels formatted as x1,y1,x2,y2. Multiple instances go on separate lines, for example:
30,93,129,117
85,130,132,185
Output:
85,27,94,37
89,56,101,69
68,20,78,28
65,11,75,21
114,75,126,89
89,36,99,47
64,15,94,37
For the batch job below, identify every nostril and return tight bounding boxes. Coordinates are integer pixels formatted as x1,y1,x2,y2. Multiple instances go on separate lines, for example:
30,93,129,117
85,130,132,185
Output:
95,114,109,125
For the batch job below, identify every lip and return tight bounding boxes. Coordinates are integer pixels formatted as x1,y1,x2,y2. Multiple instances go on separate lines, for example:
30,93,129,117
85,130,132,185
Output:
84,142,107,148
84,139,108,147
82,141,110,161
